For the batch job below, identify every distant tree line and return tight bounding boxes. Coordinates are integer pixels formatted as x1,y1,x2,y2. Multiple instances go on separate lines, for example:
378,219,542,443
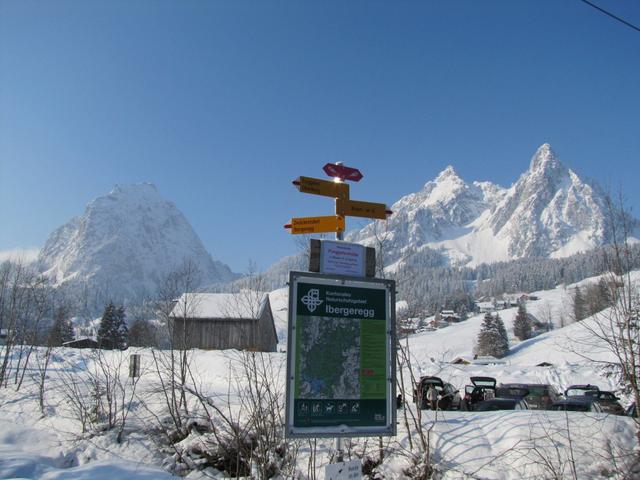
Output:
393,243,640,317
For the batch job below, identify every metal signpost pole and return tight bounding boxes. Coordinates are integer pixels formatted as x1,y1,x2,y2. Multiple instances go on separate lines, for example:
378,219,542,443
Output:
334,165,344,461
335,163,344,242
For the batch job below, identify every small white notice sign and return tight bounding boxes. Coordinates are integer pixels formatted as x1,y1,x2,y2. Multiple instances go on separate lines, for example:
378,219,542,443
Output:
325,459,361,480
320,240,365,277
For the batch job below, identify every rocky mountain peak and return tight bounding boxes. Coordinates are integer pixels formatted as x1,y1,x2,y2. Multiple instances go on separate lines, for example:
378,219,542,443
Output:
435,165,459,182
38,183,237,310
527,143,567,179
344,144,631,270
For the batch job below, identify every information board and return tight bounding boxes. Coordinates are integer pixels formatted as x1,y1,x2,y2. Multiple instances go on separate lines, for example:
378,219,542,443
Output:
320,240,365,277
285,271,396,438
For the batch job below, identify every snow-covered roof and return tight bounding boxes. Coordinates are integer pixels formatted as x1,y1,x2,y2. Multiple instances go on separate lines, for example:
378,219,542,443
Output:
170,292,269,320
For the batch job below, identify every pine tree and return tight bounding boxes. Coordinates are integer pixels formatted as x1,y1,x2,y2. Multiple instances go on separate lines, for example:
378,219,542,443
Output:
513,302,532,341
476,313,509,358
494,313,509,356
97,302,128,350
47,307,75,347
573,286,587,321
115,305,128,349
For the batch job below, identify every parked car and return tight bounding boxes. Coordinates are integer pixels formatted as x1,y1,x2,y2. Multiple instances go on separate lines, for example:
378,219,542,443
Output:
413,376,462,410
498,383,562,410
584,390,624,415
551,398,604,413
474,398,530,411
564,384,600,398
463,377,497,411
495,385,530,400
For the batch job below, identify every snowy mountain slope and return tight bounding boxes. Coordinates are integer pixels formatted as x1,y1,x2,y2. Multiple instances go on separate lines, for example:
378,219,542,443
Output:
346,144,635,269
38,183,237,304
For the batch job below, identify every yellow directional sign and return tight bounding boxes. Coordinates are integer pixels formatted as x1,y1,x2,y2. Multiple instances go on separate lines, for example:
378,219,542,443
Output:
337,198,389,220
285,215,345,235
293,176,349,199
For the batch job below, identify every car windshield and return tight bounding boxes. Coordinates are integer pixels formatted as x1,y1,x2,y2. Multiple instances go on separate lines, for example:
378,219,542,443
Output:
596,392,617,400
525,386,548,396
566,388,597,397
471,378,496,388
496,387,528,398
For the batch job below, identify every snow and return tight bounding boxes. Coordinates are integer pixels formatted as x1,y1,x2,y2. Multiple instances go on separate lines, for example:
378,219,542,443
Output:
37,183,237,304
170,292,269,320
1,272,639,479
0,420,174,479
347,143,637,273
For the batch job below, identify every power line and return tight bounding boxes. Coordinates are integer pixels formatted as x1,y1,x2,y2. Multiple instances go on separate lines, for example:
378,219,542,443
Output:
578,0,640,33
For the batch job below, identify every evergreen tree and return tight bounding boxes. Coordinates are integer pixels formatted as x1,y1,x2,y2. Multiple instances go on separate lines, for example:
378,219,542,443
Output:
97,303,128,350
115,305,128,349
573,286,587,321
47,307,75,347
513,302,532,341
476,313,509,358
494,313,509,355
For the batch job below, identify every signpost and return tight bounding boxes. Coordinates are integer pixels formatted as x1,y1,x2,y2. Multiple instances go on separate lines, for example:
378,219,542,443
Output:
293,176,349,199
285,271,396,438
283,163,397,475
336,198,390,220
285,163,392,237
323,163,364,182
285,215,345,235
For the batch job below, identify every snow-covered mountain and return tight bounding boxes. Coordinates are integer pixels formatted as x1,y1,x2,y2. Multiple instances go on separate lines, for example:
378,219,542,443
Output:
347,144,634,270
38,183,236,303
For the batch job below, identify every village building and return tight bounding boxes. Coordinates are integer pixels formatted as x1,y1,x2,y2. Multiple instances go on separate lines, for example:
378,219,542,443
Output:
476,301,494,313
169,292,278,352
440,309,461,323
62,338,99,349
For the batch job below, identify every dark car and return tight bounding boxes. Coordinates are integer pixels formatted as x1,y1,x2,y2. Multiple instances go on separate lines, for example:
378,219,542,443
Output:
474,398,529,411
564,384,600,398
463,376,497,411
495,385,530,400
585,390,624,415
551,398,604,413
498,383,562,410
413,376,461,410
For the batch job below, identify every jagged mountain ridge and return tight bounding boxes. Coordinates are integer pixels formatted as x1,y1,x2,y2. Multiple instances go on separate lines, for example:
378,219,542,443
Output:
346,143,633,271
38,183,237,304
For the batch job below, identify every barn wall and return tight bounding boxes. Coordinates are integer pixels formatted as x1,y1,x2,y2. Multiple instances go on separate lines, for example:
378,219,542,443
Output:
170,295,278,352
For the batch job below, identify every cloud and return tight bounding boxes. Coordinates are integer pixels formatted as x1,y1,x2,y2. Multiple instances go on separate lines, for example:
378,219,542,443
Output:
0,247,40,263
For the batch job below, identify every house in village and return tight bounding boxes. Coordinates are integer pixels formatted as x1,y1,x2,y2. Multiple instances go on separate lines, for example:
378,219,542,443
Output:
440,309,462,323
169,292,278,352
62,338,99,349
476,301,494,313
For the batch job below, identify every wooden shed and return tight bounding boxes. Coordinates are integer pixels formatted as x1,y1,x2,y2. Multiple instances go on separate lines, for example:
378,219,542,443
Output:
169,292,278,352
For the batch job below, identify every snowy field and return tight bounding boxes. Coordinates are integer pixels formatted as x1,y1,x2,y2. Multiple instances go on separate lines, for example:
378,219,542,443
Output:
1,273,639,479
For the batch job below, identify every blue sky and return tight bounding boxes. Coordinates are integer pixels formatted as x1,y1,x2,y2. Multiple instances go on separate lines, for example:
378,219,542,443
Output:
1,0,639,272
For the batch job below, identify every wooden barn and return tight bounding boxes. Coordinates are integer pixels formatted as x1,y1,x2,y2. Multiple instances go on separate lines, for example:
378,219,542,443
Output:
169,292,278,352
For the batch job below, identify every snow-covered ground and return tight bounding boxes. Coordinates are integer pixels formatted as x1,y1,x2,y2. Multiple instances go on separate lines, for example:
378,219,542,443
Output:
1,272,639,479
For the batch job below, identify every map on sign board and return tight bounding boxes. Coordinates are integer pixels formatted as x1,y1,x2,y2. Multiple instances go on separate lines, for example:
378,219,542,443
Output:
285,272,396,438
